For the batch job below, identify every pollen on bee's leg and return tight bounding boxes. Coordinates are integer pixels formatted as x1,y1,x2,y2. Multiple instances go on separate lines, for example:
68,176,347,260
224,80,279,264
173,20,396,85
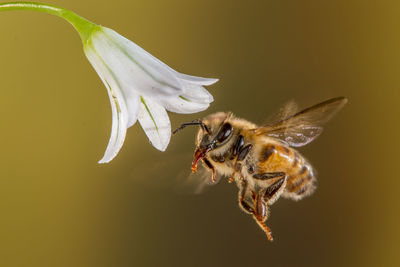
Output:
191,165,198,173
192,149,205,173
191,158,200,173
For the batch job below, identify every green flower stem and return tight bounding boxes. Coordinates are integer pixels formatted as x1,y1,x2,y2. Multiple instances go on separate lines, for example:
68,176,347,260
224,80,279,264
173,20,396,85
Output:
0,2,99,43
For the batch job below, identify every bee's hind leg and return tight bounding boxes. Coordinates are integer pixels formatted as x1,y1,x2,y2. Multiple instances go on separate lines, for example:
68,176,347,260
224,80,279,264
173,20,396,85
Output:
253,176,287,242
253,190,274,241
237,179,274,241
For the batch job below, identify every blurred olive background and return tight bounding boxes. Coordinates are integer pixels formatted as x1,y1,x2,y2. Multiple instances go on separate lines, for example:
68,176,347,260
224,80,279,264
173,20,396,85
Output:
1,0,399,266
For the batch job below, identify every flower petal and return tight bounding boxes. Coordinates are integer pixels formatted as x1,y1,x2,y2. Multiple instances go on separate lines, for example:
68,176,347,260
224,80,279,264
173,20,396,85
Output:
160,95,210,114
176,73,219,86
85,46,132,163
181,83,214,104
101,28,218,86
90,28,184,98
98,85,129,163
138,97,171,151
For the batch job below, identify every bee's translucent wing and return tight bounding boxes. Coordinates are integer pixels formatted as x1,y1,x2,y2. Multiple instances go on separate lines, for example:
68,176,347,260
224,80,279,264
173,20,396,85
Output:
254,97,348,147
263,99,299,125
174,162,222,195
131,152,220,194
266,126,324,147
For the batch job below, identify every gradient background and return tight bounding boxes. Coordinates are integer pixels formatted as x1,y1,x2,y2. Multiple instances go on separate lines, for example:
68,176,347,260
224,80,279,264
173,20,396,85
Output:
0,1,399,266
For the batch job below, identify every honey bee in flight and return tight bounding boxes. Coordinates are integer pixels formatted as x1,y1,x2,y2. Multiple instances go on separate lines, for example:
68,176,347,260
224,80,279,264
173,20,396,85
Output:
174,97,347,241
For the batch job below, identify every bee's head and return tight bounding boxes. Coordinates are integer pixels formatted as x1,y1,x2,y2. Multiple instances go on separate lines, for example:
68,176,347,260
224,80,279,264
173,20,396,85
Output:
173,112,234,172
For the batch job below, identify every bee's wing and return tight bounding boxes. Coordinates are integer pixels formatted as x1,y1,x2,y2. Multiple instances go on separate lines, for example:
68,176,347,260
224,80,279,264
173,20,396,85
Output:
263,99,299,125
129,152,221,194
174,163,222,195
253,97,348,147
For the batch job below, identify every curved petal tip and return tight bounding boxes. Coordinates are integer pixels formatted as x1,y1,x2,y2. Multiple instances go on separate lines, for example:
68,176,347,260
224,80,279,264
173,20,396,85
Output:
177,73,219,86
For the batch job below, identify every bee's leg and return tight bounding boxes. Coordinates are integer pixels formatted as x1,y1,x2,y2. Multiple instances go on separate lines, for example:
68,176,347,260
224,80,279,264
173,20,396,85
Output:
263,176,287,205
238,181,274,241
228,169,241,183
202,158,217,182
253,190,274,241
252,172,285,180
253,176,287,241
227,166,240,184
237,179,255,214
227,167,236,183
230,144,253,183
228,163,241,184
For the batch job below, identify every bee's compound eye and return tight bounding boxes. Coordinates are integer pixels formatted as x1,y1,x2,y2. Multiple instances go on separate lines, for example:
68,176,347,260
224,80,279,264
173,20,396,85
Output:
216,123,233,143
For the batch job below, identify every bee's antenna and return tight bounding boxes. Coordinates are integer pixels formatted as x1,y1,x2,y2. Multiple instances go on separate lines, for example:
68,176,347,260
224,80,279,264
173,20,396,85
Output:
173,120,210,135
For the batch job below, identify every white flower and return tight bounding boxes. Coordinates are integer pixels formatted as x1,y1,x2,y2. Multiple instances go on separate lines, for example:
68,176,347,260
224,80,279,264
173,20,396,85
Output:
84,27,218,163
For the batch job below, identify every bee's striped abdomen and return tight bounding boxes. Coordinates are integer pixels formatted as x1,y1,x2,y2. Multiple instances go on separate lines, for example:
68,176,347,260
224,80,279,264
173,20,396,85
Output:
283,151,316,200
257,142,316,201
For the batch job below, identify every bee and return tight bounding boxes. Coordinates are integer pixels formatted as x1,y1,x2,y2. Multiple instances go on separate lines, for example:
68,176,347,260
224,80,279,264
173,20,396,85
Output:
174,97,347,241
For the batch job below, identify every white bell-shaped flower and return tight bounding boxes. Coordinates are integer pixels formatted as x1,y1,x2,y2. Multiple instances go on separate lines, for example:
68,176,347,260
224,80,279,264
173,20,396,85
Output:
0,2,217,163
84,27,217,163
